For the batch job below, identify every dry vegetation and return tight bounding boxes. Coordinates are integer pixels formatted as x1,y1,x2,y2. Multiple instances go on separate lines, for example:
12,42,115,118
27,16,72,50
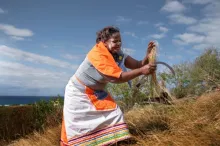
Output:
8,126,61,146
125,91,220,146
7,91,220,146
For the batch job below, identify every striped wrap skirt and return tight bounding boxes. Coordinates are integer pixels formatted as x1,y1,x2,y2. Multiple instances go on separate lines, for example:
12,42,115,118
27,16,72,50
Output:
60,75,131,146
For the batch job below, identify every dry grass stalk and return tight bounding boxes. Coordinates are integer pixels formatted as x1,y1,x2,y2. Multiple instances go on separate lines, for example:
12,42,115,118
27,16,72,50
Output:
8,126,61,146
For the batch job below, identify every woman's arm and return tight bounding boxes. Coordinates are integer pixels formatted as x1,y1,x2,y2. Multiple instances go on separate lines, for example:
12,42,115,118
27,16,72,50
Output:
100,63,156,83
125,41,156,69
124,55,149,69
101,41,157,83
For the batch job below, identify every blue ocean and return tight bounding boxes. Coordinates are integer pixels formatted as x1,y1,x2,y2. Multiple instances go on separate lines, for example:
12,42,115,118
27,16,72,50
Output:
0,96,64,106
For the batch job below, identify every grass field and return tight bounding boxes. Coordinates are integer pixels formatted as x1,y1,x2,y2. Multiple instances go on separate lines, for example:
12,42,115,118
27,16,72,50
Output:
4,91,220,146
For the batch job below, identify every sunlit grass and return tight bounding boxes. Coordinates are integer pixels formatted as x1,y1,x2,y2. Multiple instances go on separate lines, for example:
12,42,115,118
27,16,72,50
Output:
8,91,220,146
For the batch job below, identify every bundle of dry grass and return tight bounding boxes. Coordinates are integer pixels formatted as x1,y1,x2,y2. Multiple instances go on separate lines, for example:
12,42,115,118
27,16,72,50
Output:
136,42,175,102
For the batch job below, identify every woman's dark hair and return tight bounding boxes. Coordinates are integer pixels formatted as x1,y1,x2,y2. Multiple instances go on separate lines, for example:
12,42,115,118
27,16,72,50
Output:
96,26,120,43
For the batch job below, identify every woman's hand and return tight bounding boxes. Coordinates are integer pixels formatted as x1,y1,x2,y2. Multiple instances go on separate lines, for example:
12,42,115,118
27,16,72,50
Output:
147,41,156,54
142,41,157,65
140,63,157,75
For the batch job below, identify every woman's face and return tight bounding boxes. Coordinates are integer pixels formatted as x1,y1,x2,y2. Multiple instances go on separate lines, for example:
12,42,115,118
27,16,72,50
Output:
105,33,122,54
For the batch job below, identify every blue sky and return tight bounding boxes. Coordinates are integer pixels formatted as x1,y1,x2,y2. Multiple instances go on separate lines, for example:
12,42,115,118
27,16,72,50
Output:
0,0,219,96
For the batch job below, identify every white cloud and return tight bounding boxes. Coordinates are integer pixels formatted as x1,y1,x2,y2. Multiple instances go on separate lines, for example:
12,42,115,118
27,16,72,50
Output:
167,55,182,60
183,0,214,5
0,45,78,70
0,24,33,37
187,19,219,33
122,48,135,55
182,0,219,17
168,14,197,25
161,1,186,13
116,16,132,23
202,1,220,17
123,31,138,38
11,36,25,41
148,25,169,39
150,33,166,39
172,39,187,46
159,26,169,33
187,17,220,48
0,8,5,14
62,54,86,60
185,49,198,55
0,61,71,89
173,18,220,50
193,44,211,50
42,44,49,48
137,21,148,25
172,0,220,51
174,33,206,44
155,23,164,27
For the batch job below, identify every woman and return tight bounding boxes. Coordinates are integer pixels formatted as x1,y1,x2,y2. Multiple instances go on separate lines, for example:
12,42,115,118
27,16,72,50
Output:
60,26,157,146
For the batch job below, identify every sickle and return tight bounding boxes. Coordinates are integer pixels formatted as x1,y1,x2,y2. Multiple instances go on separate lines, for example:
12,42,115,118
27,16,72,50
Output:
136,61,175,88
155,61,175,76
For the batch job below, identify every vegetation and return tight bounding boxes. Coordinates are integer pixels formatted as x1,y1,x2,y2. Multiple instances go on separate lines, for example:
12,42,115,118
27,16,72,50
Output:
125,91,220,146
0,47,219,146
0,96,63,144
163,48,220,98
7,92,220,146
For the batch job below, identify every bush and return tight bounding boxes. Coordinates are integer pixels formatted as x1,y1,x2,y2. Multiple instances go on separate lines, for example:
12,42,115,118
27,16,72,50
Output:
0,96,64,142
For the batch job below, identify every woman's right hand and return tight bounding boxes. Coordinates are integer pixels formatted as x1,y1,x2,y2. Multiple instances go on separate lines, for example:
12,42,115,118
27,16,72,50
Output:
140,63,157,75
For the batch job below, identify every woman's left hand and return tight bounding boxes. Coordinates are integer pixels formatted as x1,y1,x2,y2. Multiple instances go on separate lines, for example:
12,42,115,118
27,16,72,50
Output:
142,41,156,65
147,41,156,56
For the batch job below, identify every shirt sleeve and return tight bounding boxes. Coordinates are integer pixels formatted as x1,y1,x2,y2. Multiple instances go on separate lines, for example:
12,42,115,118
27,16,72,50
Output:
87,43,123,78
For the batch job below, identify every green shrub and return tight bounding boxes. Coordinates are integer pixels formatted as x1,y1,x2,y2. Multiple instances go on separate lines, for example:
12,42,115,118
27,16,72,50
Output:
32,97,63,131
0,96,64,142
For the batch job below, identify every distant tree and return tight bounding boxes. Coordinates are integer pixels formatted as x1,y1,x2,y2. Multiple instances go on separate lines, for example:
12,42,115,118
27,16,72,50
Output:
191,48,220,91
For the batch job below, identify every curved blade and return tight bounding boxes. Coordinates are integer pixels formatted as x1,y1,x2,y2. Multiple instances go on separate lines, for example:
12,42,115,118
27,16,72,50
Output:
155,61,175,76
136,61,175,88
